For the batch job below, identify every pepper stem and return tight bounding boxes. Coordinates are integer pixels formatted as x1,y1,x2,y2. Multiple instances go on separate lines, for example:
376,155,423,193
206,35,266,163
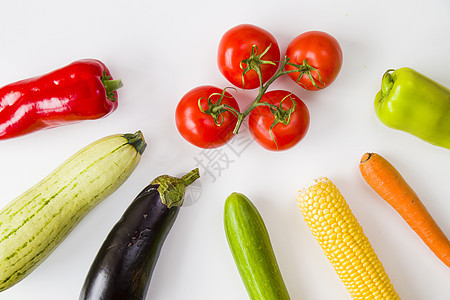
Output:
151,169,201,208
104,79,123,93
381,69,395,96
101,71,123,101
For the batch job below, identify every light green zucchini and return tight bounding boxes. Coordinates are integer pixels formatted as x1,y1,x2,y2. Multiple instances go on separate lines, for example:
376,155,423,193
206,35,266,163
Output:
0,131,146,292
224,192,291,300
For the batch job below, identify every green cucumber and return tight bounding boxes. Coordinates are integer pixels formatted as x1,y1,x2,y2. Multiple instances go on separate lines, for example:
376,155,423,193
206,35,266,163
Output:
224,192,291,300
0,131,146,292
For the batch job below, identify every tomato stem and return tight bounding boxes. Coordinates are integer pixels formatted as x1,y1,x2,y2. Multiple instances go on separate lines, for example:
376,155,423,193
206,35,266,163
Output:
283,59,324,89
240,44,276,89
197,88,241,126
231,55,292,134
200,45,322,138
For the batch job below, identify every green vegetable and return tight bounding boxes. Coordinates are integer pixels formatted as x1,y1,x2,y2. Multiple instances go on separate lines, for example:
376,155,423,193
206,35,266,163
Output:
0,131,146,292
224,192,290,300
374,67,450,149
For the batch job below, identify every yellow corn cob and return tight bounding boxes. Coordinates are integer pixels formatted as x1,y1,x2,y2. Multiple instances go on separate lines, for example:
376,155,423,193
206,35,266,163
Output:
297,177,400,300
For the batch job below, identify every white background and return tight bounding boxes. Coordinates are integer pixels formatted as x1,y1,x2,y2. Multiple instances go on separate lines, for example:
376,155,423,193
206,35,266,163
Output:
0,0,449,299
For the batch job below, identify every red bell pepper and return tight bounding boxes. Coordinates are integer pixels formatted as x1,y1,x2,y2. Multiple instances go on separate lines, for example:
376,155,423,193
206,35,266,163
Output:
0,59,122,140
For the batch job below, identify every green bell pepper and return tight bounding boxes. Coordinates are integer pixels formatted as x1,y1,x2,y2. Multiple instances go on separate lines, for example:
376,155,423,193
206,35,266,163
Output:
374,67,450,149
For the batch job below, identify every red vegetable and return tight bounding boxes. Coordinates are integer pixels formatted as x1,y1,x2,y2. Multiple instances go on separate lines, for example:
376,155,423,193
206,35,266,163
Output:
285,31,343,90
217,24,280,90
248,90,309,151
175,85,240,149
0,59,122,139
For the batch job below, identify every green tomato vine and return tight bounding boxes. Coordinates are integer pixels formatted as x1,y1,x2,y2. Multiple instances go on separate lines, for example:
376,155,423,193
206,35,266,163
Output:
199,45,323,137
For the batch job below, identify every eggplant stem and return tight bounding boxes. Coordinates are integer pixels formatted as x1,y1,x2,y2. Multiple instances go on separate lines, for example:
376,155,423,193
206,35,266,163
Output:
151,169,200,208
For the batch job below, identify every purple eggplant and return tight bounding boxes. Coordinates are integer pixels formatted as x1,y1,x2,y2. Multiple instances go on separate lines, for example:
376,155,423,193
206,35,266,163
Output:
79,169,200,300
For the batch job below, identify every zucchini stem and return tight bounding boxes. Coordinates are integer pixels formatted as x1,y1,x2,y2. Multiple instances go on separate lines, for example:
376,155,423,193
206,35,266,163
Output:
123,131,147,155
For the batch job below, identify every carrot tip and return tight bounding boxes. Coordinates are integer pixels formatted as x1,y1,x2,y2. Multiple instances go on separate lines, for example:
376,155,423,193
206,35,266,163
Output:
360,153,373,164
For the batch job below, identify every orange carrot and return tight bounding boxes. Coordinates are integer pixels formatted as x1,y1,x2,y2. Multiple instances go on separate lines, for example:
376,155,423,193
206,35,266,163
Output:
359,152,450,268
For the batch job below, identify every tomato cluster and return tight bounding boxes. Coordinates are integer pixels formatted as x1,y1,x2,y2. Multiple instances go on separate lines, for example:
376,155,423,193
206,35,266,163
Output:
175,24,343,151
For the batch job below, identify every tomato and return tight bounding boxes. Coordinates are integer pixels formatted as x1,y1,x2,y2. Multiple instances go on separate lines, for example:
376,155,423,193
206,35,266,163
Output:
175,85,240,149
248,90,309,151
217,24,280,90
285,31,343,90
